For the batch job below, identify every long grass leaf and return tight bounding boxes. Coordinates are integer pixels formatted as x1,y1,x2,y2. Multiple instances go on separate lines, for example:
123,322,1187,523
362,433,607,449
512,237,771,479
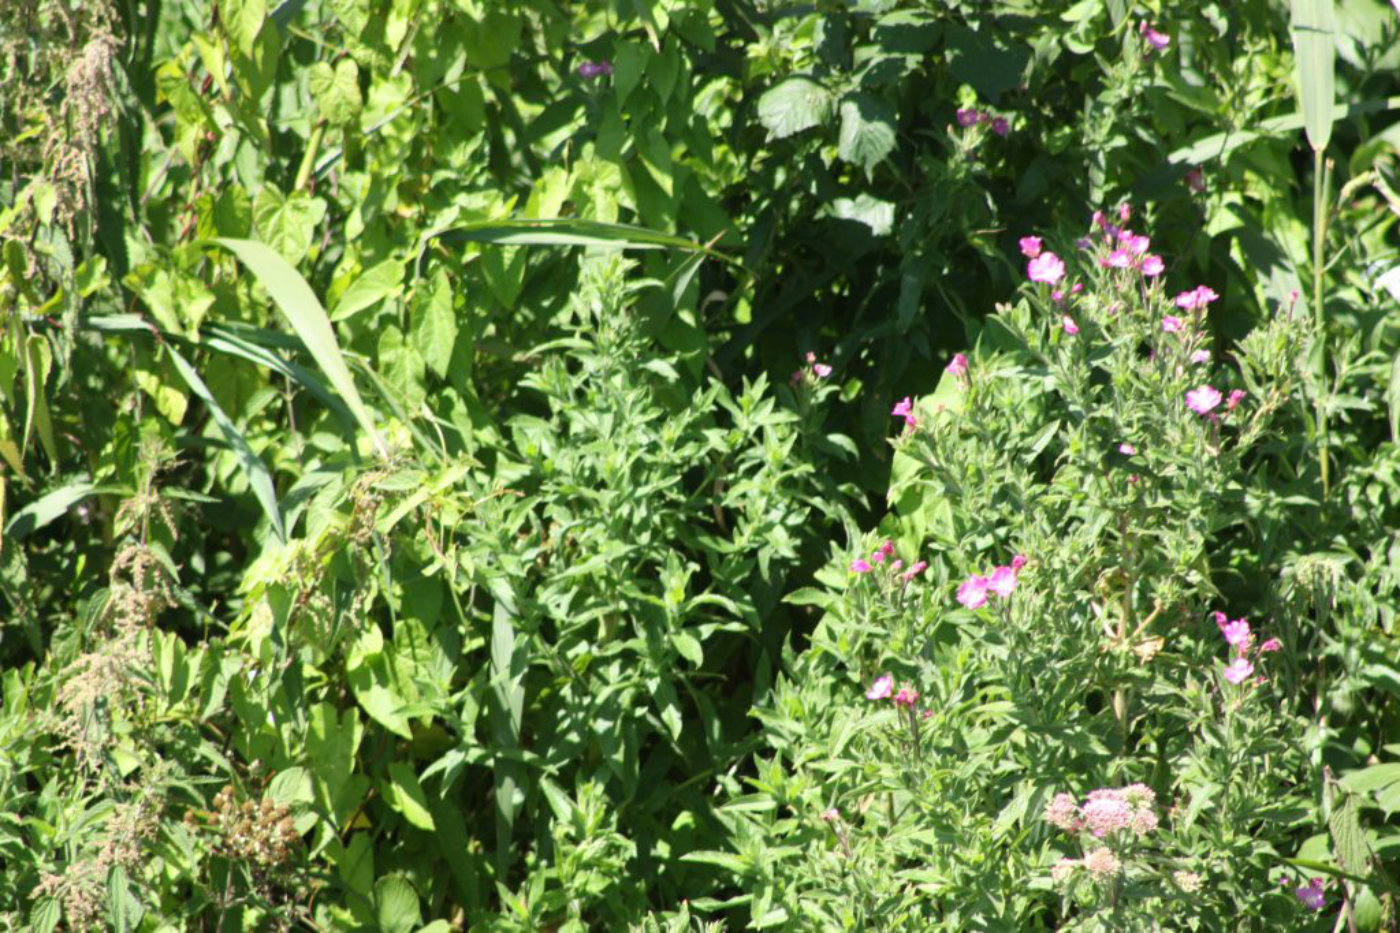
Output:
1291,0,1338,152
6,479,101,539
165,343,286,541
419,218,741,267
210,238,387,458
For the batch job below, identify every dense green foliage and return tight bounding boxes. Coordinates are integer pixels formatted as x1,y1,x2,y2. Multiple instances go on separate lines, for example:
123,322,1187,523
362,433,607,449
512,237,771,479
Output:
2,0,1400,929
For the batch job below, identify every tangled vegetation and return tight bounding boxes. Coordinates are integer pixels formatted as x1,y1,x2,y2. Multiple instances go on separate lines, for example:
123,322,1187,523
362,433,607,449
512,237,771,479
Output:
2,0,1400,930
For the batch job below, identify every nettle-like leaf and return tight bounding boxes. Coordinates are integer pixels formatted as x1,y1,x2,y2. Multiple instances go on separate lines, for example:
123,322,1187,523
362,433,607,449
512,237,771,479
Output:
758,77,835,140
837,94,897,173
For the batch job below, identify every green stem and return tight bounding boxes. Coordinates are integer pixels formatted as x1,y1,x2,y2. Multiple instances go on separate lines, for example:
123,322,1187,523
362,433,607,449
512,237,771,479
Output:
294,121,327,193
1312,149,1331,498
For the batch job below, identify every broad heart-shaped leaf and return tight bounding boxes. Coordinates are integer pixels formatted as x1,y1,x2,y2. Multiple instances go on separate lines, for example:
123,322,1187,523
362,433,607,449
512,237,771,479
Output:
220,0,266,56
308,58,362,126
838,94,897,174
1291,0,1337,152
252,184,327,266
211,238,387,458
758,76,835,140
411,270,458,378
165,343,285,541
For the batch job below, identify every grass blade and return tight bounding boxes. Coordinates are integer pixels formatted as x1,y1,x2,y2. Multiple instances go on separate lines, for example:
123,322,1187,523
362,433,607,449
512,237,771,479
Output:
6,478,101,539
1291,0,1337,152
418,218,740,266
165,343,286,542
210,238,387,458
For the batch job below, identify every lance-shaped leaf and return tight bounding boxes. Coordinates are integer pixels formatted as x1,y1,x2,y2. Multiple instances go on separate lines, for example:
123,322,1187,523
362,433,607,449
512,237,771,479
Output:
1291,0,1337,152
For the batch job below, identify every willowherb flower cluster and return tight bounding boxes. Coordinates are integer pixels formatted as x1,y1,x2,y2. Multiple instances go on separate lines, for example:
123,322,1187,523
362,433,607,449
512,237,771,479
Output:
955,554,1026,609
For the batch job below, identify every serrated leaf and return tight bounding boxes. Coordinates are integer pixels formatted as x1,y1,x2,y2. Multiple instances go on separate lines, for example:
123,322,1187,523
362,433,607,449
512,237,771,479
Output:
1329,791,1370,876
1291,0,1337,152
837,94,897,174
106,864,144,933
758,77,834,140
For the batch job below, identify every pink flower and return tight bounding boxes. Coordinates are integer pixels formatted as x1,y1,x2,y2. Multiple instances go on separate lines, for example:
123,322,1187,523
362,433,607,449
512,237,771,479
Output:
866,674,894,700
821,807,840,822
1062,315,1079,335
1226,389,1247,410
1220,618,1251,648
1295,879,1326,911
1082,791,1133,837
1028,252,1066,285
578,61,614,79
1186,167,1205,193
878,541,895,558
1084,847,1122,876
1010,554,1028,571
1051,289,1064,303
956,574,990,609
1119,231,1150,255
1185,385,1223,414
1223,657,1255,684
1212,610,1228,628
1176,286,1219,310
1162,315,1183,333
1092,210,1108,230
1261,637,1282,653
902,560,928,582
991,116,1010,137
987,565,1018,598
812,362,832,378
870,550,886,565
1141,254,1165,277
1119,443,1137,455
1019,236,1043,258
1043,793,1083,832
1190,349,1211,364
1118,203,1132,223
851,558,872,573
1139,21,1170,50
891,396,917,429
946,353,968,376
956,107,982,127
890,559,903,571
893,685,919,708
1105,249,1133,269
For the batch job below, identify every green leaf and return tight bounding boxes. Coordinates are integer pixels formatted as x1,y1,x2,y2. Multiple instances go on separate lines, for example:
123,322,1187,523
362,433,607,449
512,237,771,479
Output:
672,631,704,667
373,876,422,933
1329,791,1371,877
6,478,99,539
165,343,286,541
421,218,734,264
757,77,835,140
837,94,897,174
252,184,327,266
331,259,405,322
29,897,60,933
106,864,144,933
829,194,895,236
309,58,362,127
1291,0,1337,152
411,271,458,379
211,238,387,457
385,761,437,831
220,0,267,56
1388,351,1400,443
